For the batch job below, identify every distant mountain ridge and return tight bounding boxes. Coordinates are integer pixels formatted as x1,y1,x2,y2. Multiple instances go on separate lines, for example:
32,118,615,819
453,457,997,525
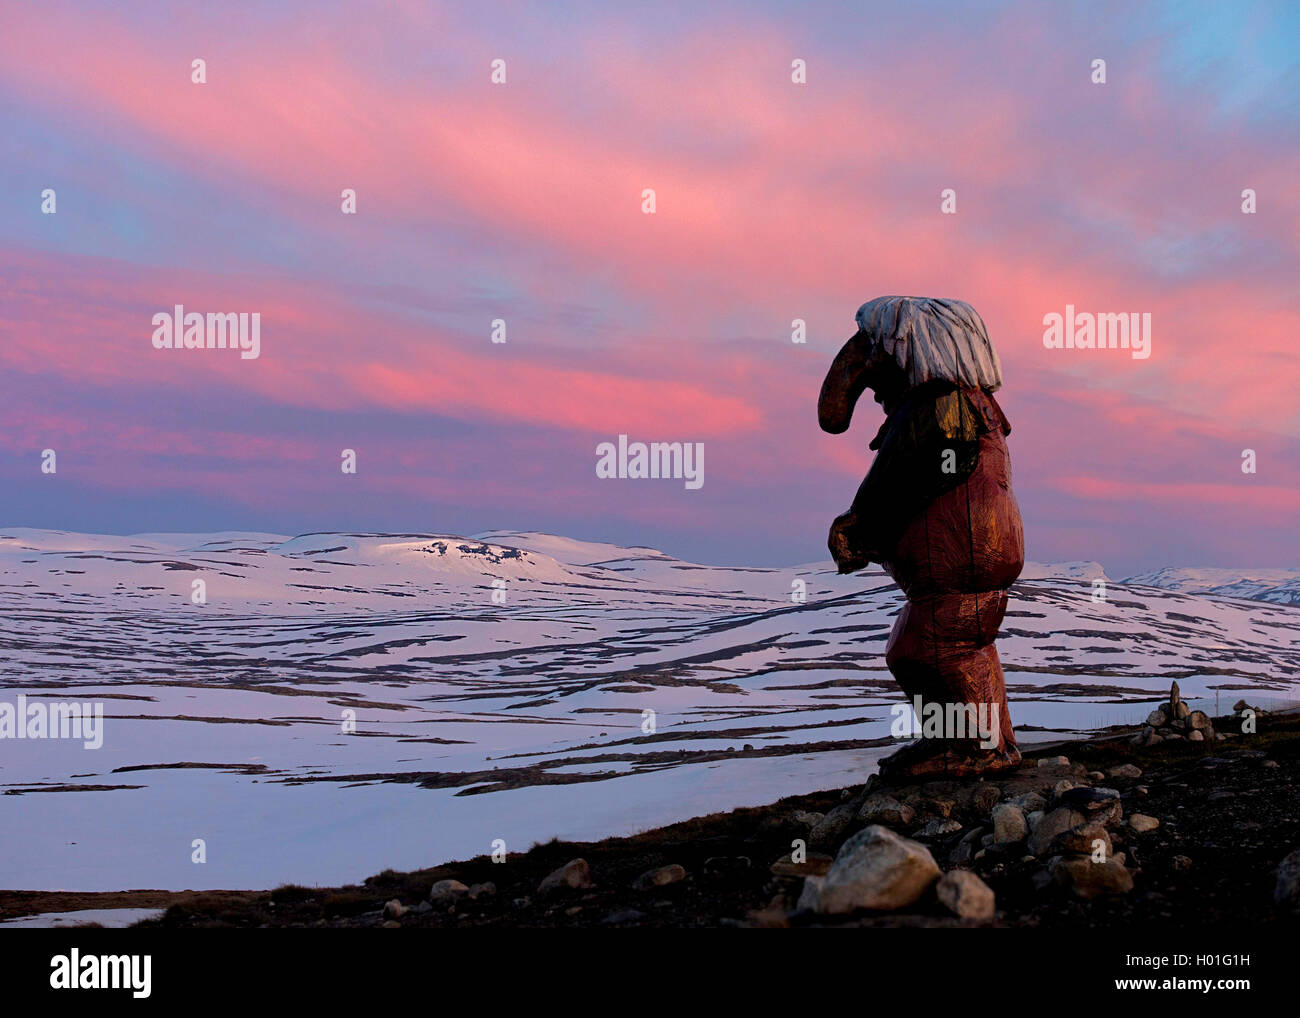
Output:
3,526,1297,605
1121,566,1300,606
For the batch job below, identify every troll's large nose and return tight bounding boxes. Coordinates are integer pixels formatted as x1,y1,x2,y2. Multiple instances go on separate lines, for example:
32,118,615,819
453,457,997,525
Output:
818,330,877,434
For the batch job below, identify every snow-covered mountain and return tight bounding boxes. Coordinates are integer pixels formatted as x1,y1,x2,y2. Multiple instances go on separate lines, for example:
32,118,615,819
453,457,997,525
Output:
1122,566,1300,606
2,527,1298,893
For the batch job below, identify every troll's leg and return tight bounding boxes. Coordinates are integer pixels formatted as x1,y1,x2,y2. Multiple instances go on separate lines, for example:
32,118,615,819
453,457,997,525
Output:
880,590,1018,778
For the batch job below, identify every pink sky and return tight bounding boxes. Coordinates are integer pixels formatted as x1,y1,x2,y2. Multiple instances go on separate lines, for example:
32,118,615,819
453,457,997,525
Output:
1,1,1297,572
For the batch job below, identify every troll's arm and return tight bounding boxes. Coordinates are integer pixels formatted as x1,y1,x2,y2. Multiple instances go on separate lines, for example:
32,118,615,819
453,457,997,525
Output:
828,386,984,573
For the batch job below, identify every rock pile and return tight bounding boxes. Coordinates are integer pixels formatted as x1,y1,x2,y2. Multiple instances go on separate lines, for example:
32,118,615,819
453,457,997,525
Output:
1133,681,1221,746
782,752,1159,922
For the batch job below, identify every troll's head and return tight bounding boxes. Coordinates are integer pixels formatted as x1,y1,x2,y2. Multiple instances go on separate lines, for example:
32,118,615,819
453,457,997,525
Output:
818,296,1003,434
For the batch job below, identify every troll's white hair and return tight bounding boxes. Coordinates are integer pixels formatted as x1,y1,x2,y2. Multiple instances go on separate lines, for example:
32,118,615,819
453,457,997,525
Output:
855,296,1003,392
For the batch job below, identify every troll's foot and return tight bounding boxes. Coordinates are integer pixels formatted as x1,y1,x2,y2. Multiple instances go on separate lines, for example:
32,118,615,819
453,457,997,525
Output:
877,739,1021,782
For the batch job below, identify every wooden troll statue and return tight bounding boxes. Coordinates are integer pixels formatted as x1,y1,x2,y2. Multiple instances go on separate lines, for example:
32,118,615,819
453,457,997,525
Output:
819,296,1024,780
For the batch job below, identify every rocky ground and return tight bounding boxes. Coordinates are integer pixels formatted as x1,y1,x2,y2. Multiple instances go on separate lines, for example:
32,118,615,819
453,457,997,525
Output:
8,690,1300,929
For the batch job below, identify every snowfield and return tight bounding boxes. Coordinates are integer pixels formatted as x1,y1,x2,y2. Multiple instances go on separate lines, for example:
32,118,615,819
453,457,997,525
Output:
2,527,1298,891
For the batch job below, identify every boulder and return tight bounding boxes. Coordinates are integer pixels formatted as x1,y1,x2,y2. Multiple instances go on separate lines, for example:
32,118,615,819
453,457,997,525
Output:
936,869,996,921
1050,853,1134,899
1128,815,1160,833
949,826,986,867
990,804,1028,844
813,825,941,914
857,793,916,827
916,818,963,838
428,879,469,904
1008,791,1047,813
970,784,1002,813
809,803,856,850
633,864,686,890
1027,808,1086,856
1056,786,1120,812
1047,823,1112,858
1108,764,1143,780
538,858,591,895
797,876,824,912
1274,849,1300,911
382,899,406,919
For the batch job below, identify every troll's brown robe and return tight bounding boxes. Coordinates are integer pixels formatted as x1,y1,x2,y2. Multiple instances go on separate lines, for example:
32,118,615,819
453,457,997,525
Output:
829,382,1024,756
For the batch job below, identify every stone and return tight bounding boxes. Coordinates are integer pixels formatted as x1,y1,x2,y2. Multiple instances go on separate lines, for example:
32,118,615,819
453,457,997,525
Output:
1188,730,1205,742
1047,823,1112,858
1146,710,1167,728
1108,764,1143,780
1038,756,1070,768
1128,814,1160,833
1173,701,1191,721
428,879,469,903
971,784,1001,813
814,825,941,914
1169,681,1182,706
1274,849,1300,911
1088,771,1107,782
791,810,824,827
383,899,406,919
949,827,986,867
604,909,646,924
1050,853,1134,899
1057,786,1121,812
796,876,824,911
809,803,856,849
1172,855,1193,872
1028,807,1086,856
1052,779,1076,797
1092,800,1124,828
936,869,996,921
538,858,591,895
771,852,834,878
467,882,496,899
1008,791,1047,812
916,818,963,838
921,797,956,819
1263,760,1280,769
857,793,916,827
633,864,687,890
990,804,1028,844
1188,710,1212,730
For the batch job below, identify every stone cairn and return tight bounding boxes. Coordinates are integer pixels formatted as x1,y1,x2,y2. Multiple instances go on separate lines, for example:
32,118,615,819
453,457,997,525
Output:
1132,681,1220,747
